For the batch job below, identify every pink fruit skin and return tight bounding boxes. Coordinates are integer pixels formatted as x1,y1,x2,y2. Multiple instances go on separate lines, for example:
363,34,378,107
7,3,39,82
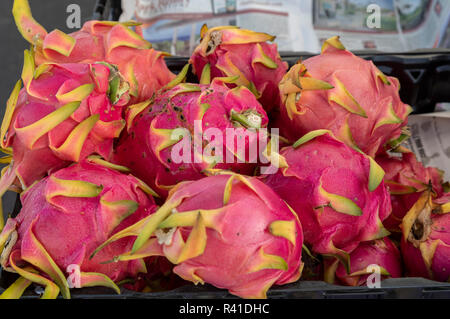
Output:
1,63,129,192
278,43,411,158
1,160,157,283
159,174,303,299
263,132,392,257
401,204,450,282
114,81,269,198
34,21,175,103
335,238,402,286
376,152,444,231
190,28,287,113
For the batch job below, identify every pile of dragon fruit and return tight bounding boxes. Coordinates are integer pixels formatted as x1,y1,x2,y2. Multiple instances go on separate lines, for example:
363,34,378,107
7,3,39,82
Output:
0,0,448,299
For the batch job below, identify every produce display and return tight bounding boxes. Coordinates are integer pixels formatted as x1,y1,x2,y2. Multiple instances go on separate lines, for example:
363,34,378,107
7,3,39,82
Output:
0,0,448,299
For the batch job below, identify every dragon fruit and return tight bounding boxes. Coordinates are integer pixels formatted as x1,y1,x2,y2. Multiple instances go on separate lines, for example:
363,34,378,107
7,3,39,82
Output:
0,55,130,196
90,173,304,299
189,25,288,113
12,0,174,103
278,36,412,157
401,191,450,282
376,152,444,232
324,237,402,286
0,158,158,299
262,130,392,272
114,72,269,198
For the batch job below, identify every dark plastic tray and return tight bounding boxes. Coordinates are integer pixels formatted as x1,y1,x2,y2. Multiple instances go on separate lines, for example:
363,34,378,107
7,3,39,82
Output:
2,275,449,299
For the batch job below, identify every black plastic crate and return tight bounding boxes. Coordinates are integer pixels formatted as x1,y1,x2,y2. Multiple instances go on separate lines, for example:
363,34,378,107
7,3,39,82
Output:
2,274,449,299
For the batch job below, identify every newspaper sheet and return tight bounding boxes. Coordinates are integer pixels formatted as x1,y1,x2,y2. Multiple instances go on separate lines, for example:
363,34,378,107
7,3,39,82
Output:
405,111,450,181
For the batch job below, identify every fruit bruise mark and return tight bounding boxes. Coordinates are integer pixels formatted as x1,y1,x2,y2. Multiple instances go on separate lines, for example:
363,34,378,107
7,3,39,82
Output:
206,31,222,55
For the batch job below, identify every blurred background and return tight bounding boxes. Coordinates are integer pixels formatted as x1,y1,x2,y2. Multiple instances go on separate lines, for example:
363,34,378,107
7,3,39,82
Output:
132,0,450,55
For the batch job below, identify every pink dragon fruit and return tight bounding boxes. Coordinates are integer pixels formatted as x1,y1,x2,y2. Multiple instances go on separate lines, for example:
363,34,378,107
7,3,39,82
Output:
376,152,444,232
324,237,402,286
114,72,269,198
277,36,412,157
401,191,450,282
262,130,392,272
0,158,158,299
12,0,175,103
90,173,304,299
189,25,288,113
0,55,130,196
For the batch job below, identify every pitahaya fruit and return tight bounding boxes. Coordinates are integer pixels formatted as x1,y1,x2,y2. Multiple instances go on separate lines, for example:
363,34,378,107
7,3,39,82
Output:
189,25,287,113
114,72,269,198
401,191,450,282
0,56,130,196
0,158,158,299
262,130,392,272
324,237,402,286
91,173,304,299
12,0,175,103
376,151,444,232
278,36,412,157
